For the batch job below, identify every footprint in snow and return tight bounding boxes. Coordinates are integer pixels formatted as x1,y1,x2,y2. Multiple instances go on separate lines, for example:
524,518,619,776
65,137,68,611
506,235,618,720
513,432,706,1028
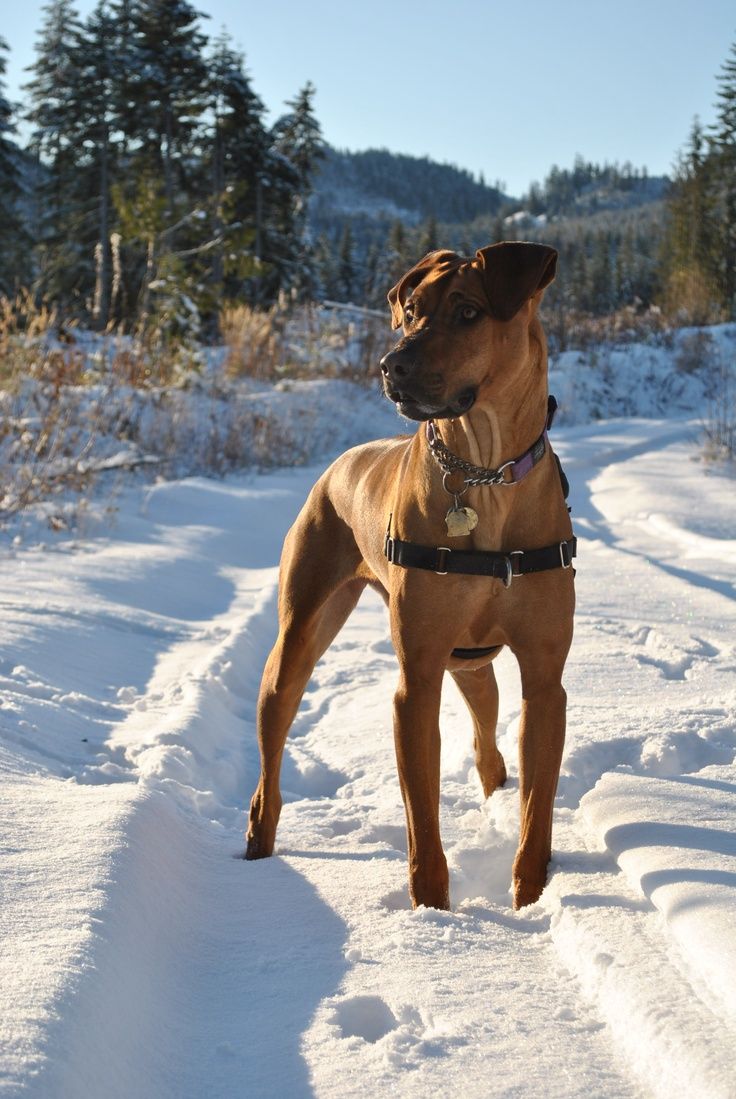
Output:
331,995,398,1043
362,823,408,853
280,749,348,799
380,888,412,911
632,628,720,681
326,818,362,837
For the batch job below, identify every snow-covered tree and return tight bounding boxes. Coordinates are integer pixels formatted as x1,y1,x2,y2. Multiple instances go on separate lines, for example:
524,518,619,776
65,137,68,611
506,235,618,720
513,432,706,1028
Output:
206,32,268,295
271,82,324,198
125,0,210,221
68,1,121,325
268,82,325,297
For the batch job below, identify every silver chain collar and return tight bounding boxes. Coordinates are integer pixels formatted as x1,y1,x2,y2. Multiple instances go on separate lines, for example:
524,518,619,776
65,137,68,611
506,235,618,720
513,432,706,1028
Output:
425,421,515,487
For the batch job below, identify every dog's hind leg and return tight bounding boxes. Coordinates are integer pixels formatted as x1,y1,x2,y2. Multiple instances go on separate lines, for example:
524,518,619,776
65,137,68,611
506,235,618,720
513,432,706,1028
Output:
511,647,568,909
245,493,365,860
450,665,507,799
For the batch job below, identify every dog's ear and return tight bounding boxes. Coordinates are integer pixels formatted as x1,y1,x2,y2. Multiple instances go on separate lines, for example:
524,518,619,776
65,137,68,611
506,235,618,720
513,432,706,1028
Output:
387,250,462,329
474,242,557,322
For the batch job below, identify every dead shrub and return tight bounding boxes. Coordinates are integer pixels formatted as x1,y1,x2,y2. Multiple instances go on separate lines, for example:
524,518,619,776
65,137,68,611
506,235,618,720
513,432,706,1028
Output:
675,331,714,374
702,354,736,461
220,302,285,379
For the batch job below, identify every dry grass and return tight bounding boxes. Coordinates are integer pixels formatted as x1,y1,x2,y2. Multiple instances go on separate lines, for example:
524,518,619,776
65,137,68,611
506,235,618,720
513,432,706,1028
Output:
220,301,286,379
0,290,392,525
220,299,392,383
545,303,669,354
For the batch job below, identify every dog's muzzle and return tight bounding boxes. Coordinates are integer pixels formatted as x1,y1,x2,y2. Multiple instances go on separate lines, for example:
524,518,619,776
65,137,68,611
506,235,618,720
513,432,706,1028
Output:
380,350,476,420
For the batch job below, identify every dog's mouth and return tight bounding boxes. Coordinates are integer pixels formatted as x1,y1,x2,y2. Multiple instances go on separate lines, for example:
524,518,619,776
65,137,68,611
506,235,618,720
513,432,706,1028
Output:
385,384,477,422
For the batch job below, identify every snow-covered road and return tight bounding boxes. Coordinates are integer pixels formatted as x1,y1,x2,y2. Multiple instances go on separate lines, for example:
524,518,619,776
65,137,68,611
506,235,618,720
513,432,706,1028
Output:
1,415,735,1098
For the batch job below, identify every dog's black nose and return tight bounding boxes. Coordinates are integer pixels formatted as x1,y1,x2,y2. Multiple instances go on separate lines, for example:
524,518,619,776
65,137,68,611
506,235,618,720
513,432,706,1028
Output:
380,349,411,381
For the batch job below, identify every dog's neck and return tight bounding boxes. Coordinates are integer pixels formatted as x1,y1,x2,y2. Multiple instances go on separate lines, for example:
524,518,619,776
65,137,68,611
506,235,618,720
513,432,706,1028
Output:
430,316,549,470
431,387,548,473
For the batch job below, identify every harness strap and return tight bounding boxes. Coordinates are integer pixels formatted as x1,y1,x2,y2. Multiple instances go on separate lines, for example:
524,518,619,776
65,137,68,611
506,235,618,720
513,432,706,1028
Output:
384,531,576,587
451,644,502,659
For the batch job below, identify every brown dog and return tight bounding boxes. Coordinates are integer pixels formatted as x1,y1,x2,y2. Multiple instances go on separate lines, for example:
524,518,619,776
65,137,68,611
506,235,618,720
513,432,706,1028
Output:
245,242,575,910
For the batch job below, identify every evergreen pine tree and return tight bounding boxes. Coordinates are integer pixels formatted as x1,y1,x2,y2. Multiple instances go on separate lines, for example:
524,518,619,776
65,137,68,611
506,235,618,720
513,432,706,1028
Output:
106,0,138,155
712,38,736,315
0,37,28,292
271,82,325,198
569,241,588,313
337,224,355,300
661,118,719,322
616,227,636,305
313,232,338,300
68,1,121,325
418,214,438,255
24,0,84,305
362,240,380,306
589,233,613,315
126,0,210,221
387,219,410,282
107,0,212,329
491,214,505,243
268,82,325,298
206,32,268,296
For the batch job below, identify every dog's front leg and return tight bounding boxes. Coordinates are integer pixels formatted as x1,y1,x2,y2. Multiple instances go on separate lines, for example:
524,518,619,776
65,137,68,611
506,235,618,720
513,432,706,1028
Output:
393,666,449,910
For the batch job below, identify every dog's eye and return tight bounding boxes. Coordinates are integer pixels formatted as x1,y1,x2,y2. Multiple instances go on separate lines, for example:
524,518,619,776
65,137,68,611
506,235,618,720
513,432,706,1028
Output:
458,304,479,322
403,303,415,323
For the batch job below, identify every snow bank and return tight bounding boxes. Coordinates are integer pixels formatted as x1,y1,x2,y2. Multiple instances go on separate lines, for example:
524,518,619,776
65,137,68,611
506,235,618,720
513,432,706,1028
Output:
582,768,736,1026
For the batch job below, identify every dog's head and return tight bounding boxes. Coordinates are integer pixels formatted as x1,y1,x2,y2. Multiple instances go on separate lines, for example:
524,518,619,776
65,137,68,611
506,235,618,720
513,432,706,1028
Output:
380,242,557,421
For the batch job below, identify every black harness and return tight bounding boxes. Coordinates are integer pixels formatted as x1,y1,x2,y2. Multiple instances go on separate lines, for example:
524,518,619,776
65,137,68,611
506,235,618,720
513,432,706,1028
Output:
384,530,576,587
383,396,576,657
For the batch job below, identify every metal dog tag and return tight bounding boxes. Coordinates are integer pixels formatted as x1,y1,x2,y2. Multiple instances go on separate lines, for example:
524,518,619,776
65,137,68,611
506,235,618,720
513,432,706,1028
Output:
445,503,478,537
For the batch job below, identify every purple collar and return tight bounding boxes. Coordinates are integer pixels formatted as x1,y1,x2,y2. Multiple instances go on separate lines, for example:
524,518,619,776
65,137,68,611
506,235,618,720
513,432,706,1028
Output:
425,395,557,488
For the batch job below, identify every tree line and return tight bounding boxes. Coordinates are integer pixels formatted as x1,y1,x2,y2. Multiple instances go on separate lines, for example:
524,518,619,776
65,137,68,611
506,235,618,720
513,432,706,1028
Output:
0,7,734,337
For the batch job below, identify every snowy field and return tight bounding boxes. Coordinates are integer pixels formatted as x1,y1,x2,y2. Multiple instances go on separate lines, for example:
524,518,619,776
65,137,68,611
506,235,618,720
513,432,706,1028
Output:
1,343,736,1096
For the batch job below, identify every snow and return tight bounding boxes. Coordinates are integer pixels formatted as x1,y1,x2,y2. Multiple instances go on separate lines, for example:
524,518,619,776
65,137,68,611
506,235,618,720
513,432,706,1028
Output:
1,332,736,1096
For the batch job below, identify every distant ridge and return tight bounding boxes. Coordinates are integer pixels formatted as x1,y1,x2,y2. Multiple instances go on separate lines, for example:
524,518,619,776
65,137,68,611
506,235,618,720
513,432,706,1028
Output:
310,146,507,229
310,145,668,229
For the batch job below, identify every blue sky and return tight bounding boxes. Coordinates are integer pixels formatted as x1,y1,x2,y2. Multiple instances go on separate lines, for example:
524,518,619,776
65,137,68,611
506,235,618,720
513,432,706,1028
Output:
3,0,734,196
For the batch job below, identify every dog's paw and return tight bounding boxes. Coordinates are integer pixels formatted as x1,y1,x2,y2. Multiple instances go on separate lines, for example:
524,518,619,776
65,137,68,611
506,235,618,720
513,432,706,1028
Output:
512,874,545,910
244,833,272,860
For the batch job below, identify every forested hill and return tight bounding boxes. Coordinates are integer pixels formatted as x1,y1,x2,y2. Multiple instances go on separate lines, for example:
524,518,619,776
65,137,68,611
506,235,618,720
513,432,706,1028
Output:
522,159,668,218
311,146,668,227
308,146,671,321
311,147,507,227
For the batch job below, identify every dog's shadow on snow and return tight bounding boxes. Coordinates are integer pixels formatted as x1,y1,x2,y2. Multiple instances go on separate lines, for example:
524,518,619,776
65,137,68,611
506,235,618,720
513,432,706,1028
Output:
234,855,349,1098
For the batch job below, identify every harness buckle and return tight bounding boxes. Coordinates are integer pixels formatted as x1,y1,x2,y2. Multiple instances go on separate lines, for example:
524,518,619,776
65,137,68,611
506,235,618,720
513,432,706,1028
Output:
493,460,515,486
435,546,451,575
503,550,525,588
502,557,513,588
510,549,525,575
559,540,572,569
384,534,395,563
